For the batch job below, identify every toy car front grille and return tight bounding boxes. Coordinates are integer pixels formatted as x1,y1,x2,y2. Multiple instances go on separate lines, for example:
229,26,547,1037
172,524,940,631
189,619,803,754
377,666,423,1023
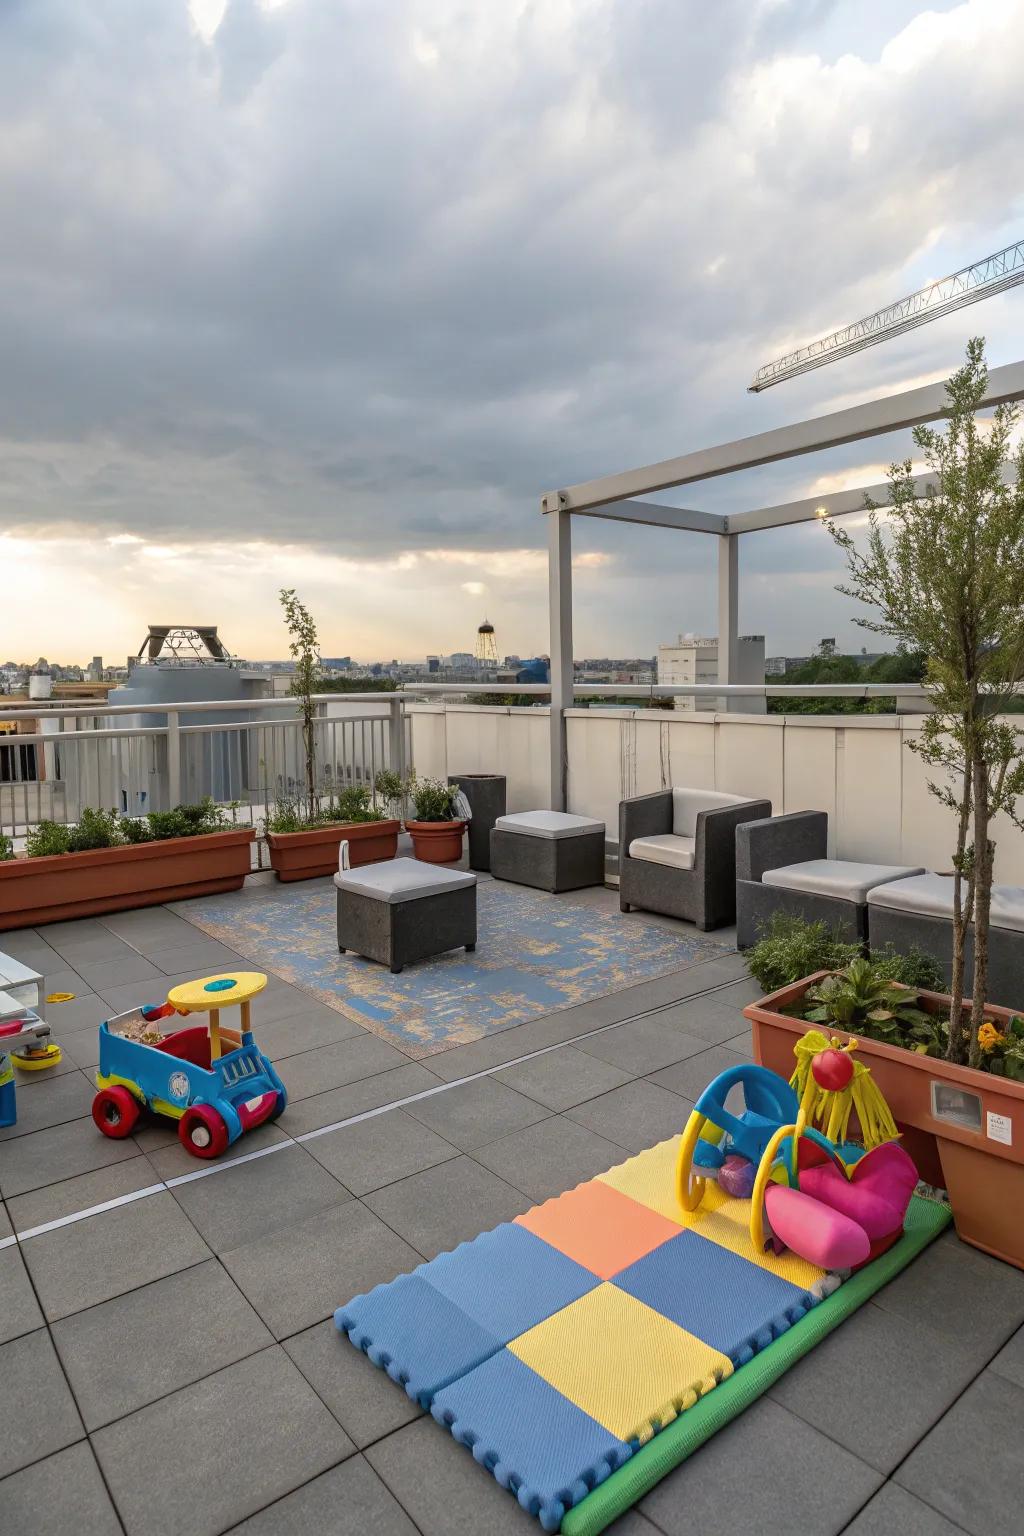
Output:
218,1051,262,1087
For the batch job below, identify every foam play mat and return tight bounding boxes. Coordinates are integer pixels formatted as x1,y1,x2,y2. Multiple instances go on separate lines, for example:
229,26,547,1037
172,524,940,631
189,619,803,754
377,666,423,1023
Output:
336,1134,951,1533
175,880,725,1056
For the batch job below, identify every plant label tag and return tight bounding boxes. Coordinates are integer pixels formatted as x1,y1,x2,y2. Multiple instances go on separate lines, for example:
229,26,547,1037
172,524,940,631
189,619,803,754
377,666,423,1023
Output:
986,1111,1013,1147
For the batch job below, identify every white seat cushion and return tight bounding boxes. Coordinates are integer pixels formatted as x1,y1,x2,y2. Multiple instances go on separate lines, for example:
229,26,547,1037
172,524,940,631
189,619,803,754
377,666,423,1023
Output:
334,857,476,904
494,810,605,841
672,789,749,838
627,834,695,871
868,874,1024,934
763,859,925,905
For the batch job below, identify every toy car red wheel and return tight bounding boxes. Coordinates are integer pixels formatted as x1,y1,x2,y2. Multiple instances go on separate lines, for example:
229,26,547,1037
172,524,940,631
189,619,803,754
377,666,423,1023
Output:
178,1103,229,1160
92,1085,140,1139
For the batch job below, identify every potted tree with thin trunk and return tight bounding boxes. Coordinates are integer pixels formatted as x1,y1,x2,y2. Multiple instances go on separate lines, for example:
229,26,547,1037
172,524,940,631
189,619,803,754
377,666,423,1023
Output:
263,590,400,880
745,340,1024,1266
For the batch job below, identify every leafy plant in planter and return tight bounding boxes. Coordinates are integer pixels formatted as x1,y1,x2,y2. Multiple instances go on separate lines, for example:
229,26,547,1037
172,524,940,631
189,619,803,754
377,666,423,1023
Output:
280,587,322,825
746,912,860,994
977,1015,1024,1081
828,338,1024,1067
798,958,944,1056
0,833,13,862
409,777,463,822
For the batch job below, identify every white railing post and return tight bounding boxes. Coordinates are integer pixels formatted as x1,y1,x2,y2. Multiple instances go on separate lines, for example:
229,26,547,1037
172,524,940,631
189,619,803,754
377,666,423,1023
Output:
166,709,181,809
388,695,406,783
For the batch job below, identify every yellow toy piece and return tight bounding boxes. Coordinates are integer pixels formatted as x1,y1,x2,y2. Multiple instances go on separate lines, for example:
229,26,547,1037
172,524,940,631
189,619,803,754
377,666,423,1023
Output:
790,1030,899,1149
675,1111,724,1212
12,1040,63,1070
167,971,267,1061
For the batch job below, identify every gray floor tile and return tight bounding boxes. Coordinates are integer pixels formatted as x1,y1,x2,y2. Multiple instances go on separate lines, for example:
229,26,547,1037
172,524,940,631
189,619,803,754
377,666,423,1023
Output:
872,1230,1024,1356
53,1259,274,1429
93,1346,352,1536
768,1300,982,1473
276,1032,405,1101
0,1114,141,1198
0,1244,44,1344
102,906,206,939
97,969,214,1012
841,1484,965,1536
284,1318,423,1448
37,991,110,1033
896,1370,1024,1535
0,1329,84,1478
146,1119,289,1180
72,952,165,990
639,1397,881,1536
647,1042,753,1101
222,1198,422,1339
7,1153,160,1231
226,1455,418,1536
44,965,90,996
364,1154,530,1259
366,1415,543,1535
144,939,250,975
50,1028,101,1069
401,1076,550,1151
0,1068,95,1141
724,1028,754,1057
39,917,115,945
248,986,361,1031
575,1015,710,1074
655,996,754,1045
22,1189,210,1320
282,1062,441,1135
254,1005,375,1059
0,1441,122,1536
0,928,61,967
47,930,141,965
471,1114,625,1200
167,1143,351,1252
990,1320,1024,1389
565,1079,692,1153
493,1044,635,1110
305,1108,460,1196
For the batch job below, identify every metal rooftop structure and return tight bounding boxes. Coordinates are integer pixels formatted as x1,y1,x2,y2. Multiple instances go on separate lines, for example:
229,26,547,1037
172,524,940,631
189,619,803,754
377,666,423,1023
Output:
541,359,1024,808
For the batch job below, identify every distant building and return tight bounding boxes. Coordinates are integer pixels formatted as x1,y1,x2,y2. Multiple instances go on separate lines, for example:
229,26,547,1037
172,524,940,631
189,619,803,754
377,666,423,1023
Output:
765,656,787,676
657,634,766,713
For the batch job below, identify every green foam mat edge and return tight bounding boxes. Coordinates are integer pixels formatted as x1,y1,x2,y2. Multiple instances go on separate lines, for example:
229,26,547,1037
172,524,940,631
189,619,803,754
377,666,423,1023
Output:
560,1194,953,1536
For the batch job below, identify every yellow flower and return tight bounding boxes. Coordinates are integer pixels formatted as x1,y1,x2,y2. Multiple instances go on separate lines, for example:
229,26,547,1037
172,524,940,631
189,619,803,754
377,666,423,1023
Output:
977,1021,1002,1053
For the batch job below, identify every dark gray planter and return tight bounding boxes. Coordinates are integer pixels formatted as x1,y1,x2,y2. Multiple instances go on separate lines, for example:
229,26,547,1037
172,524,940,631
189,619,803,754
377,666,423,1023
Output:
448,773,507,872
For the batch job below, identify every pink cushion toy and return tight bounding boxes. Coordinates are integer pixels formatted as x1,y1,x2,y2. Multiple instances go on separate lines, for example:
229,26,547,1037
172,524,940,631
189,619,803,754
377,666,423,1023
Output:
799,1142,917,1241
763,1184,871,1270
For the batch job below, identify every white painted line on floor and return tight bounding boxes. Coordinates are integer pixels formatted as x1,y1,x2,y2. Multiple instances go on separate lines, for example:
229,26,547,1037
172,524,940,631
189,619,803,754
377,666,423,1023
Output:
6,970,751,1247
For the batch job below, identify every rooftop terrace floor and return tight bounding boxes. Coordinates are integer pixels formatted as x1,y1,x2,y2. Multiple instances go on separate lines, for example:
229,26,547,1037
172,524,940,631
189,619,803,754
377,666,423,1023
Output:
1,864,1023,1536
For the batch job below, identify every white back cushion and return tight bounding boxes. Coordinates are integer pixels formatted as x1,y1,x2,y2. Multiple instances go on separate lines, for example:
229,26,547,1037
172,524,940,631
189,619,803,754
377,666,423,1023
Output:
671,788,748,838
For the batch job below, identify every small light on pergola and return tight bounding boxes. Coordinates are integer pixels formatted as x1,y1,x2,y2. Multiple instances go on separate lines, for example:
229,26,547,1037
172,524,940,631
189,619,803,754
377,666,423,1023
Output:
815,504,830,520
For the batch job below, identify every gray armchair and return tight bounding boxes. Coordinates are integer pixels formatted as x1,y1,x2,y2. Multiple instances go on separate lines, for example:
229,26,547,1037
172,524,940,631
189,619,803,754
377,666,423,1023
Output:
619,788,772,931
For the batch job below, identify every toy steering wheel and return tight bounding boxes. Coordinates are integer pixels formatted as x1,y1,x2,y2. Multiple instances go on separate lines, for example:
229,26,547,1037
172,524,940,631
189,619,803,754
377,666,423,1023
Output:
676,1065,800,1214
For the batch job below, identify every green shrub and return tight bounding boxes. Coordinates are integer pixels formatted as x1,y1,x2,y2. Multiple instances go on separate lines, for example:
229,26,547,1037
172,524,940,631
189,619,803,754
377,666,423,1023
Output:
0,832,14,861
373,768,405,817
119,816,154,844
870,944,946,991
25,821,73,858
263,785,384,835
409,777,461,822
147,798,228,841
746,912,860,994
67,807,123,853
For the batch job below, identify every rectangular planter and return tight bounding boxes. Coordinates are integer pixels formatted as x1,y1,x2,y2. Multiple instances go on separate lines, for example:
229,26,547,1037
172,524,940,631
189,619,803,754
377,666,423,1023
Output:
0,829,255,931
746,972,1024,1269
266,820,399,882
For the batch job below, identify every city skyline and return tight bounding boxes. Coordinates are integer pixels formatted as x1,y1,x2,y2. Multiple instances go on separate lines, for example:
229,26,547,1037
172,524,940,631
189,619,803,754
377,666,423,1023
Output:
5,3,1024,659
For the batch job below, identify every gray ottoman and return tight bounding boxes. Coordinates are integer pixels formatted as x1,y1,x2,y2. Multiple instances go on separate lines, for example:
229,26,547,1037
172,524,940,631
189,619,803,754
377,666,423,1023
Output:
868,874,1024,1008
334,858,477,974
490,811,606,893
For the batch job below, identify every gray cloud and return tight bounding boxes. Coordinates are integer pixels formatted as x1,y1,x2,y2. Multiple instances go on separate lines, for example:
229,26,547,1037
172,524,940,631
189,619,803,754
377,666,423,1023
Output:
2,0,1023,656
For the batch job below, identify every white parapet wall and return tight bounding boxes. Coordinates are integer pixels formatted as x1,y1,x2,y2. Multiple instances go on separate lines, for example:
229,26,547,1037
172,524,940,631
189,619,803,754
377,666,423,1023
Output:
410,704,1024,885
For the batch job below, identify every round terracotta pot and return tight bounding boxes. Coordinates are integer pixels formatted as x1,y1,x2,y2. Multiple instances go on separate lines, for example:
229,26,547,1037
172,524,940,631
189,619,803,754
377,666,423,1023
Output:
405,819,467,865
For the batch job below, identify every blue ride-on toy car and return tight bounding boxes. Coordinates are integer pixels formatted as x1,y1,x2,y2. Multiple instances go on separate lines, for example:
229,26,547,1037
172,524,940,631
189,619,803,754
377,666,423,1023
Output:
92,971,286,1159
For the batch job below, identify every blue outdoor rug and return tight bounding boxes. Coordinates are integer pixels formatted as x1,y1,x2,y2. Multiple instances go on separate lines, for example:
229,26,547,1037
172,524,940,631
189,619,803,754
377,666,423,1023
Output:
176,879,726,1057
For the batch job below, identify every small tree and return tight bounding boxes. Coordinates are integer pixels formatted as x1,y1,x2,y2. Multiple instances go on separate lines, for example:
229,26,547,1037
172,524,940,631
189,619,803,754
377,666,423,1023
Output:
828,338,1024,1067
279,588,321,825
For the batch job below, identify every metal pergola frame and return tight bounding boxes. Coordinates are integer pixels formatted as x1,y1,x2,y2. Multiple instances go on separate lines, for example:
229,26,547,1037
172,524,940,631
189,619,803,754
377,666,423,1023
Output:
542,359,1024,808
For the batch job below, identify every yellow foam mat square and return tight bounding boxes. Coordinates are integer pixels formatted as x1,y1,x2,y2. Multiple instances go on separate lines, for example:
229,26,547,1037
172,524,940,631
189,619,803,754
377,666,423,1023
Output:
509,1283,732,1444
598,1136,828,1292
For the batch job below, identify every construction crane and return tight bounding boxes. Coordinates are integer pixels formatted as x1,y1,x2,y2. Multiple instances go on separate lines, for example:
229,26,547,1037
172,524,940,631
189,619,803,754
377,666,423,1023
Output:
749,238,1024,392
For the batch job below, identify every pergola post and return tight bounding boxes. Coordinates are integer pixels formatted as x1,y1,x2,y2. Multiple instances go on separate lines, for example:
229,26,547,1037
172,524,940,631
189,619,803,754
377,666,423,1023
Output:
548,505,573,810
717,532,738,709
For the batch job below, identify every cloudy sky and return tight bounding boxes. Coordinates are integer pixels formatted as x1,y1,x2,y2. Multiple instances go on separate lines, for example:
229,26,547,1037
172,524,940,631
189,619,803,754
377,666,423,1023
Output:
3,0,1024,665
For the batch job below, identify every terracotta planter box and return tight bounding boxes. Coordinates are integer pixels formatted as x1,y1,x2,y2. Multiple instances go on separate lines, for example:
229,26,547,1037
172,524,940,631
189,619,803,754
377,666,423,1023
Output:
265,820,399,883
405,819,467,865
746,971,1024,1269
0,829,255,931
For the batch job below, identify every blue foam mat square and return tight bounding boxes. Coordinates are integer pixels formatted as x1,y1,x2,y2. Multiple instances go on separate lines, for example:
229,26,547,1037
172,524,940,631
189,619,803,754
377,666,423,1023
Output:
613,1229,814,1364
336,1273,501,1406
431,1349,632,1533
420,1223,598,1343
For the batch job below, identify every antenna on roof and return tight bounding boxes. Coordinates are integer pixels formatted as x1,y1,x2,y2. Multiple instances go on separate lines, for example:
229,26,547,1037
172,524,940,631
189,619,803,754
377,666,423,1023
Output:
750,238,1024,392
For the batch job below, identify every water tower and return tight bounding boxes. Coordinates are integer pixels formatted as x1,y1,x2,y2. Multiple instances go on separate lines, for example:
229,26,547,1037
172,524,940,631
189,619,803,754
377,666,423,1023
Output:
475,619,498,666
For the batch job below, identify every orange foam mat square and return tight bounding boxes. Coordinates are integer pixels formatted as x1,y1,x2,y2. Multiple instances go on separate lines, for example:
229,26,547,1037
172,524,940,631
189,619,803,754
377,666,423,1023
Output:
515,1178,681,1280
